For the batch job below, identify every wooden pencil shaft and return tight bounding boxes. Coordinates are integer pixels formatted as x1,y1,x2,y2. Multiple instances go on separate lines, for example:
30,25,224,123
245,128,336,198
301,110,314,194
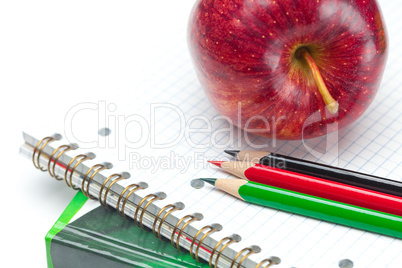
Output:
238,181,402,239
241,163,402,217
220,161,254,179
230,150,402,198
237,151,267,163
261,153,402,197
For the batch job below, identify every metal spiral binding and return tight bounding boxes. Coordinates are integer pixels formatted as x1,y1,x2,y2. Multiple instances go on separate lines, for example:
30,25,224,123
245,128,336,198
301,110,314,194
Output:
81,163,110,198
230,246,260,268
209,235,240,268
237,248,258,268
171,214,201,251
32,134,61,171
116,184,139,217
190,224,221,263
48,144,77,180
118,184,144,219
102,175,127,210
98,174,123,207
256,257,280,268
32,136,275,267
64,153,93,190
152,203,183,240
134,193,163,230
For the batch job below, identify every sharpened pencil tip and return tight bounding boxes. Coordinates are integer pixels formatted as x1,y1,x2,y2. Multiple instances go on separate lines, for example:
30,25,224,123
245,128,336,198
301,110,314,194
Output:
224,149,240,158
208,160,224,167
199,178,217,186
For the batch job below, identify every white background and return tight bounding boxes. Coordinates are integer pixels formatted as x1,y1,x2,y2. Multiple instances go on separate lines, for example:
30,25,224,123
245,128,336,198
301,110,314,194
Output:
0,1,195,266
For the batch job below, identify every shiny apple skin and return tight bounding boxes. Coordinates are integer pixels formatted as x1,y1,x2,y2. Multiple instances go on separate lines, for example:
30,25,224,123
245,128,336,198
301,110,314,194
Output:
188,0,388,140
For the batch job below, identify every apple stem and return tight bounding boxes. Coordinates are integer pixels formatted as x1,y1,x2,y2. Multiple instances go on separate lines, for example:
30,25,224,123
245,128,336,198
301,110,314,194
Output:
299,48,339,114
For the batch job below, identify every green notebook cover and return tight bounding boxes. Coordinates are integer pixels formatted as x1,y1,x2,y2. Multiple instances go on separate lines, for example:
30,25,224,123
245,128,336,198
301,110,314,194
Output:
45,192,208,268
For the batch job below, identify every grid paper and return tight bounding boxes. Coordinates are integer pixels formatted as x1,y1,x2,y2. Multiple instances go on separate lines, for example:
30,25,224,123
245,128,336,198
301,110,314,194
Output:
23,0,401,267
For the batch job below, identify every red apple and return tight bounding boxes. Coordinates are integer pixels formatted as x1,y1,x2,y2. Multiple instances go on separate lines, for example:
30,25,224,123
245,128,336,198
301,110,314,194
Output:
188,0,388,140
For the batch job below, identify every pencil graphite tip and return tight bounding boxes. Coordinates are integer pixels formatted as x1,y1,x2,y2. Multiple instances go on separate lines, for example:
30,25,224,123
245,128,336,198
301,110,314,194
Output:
208,160,224,168
224,149,240,158
199,178,217,186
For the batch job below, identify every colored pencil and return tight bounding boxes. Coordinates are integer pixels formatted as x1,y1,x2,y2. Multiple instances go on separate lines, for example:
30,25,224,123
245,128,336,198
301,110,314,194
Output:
200,178,402,239
208,160,402,217
224,150,402,197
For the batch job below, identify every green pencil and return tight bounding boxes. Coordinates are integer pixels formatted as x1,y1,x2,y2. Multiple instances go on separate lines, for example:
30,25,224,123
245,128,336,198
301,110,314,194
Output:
200,178,402,239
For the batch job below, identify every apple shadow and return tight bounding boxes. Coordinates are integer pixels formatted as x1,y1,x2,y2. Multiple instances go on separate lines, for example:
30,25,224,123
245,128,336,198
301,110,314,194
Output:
225,122,357,165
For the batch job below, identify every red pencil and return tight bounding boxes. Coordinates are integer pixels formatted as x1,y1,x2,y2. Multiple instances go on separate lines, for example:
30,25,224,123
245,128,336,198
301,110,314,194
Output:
209,160,402,217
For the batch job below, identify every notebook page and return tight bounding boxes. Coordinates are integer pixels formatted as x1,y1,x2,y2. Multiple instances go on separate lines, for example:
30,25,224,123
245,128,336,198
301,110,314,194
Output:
22,0,401,267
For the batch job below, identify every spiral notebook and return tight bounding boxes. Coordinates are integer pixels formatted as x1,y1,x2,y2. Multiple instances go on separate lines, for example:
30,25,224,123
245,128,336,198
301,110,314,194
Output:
19,0,401,267
46,191,209,268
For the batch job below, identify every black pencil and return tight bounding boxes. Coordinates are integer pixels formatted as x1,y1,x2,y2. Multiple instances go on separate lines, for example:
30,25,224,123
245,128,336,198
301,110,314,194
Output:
224,150,402,197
